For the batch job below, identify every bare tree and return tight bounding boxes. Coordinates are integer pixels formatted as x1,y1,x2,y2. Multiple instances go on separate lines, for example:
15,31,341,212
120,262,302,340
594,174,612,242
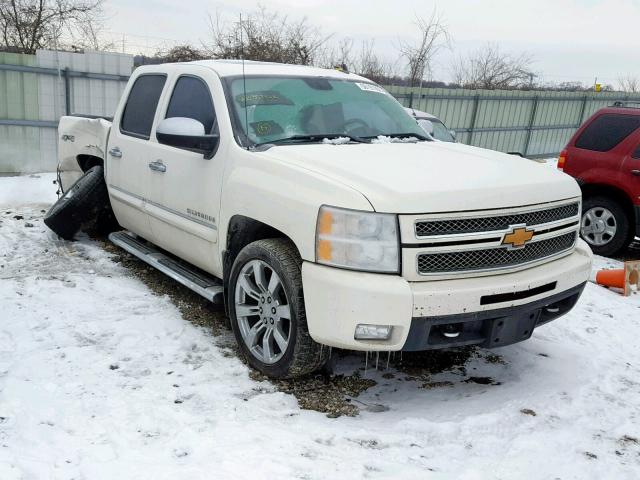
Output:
319,36,354,71
618,74,640,93
205,6,329,66
0,0,103,54
354,39,394,83
452,43,535,90
398,12,449,87
155,44,208,63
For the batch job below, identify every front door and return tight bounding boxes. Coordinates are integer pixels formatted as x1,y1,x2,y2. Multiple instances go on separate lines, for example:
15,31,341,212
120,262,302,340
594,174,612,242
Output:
106,73,167,241
145,69,225,276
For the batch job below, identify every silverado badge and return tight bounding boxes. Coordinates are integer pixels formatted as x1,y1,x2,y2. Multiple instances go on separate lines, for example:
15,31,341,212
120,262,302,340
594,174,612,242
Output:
502,226,534,248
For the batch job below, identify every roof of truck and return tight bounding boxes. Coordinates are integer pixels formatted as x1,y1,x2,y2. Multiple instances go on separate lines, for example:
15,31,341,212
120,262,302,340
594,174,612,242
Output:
189,59,369,81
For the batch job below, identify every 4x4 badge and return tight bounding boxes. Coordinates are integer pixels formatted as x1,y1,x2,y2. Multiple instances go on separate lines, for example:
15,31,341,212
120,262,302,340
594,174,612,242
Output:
502,226,534,248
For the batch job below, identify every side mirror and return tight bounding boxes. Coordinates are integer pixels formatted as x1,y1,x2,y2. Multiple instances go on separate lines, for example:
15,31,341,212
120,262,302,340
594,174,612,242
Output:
449,130,457,141
156,117,219,159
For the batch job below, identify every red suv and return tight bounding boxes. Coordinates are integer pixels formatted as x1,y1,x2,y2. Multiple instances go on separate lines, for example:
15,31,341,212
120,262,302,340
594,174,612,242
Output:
559,102,640,256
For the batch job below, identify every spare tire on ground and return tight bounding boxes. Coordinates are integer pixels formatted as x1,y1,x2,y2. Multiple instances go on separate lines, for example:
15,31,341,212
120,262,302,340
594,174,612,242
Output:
44,165,110,240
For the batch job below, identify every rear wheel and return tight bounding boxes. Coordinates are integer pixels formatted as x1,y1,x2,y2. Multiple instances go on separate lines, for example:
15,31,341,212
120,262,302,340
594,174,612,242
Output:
580,196,632,256
228,239,328,378
44,166,109,240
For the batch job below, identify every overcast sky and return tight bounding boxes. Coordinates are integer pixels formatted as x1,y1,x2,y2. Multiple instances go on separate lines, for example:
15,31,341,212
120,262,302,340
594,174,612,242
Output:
103,0,640,86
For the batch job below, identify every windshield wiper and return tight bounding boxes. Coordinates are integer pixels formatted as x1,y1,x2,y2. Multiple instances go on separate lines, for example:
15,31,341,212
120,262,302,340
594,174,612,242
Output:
363,132,431,142
254,133,370,147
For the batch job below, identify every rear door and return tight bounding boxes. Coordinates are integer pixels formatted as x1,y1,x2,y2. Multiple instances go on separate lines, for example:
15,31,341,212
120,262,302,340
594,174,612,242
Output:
622,135,640,206
106,72,167,240
145,67,225,276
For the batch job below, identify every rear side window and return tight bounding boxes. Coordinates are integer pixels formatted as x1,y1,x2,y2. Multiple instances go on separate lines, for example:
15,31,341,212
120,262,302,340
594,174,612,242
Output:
165,76,216,133
575,114,640,152
120,75,166,139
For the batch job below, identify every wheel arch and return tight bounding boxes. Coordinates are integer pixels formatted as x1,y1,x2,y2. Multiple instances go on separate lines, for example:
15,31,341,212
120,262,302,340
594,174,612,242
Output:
580,183,635,225
76,154,104,172
222,215,301,311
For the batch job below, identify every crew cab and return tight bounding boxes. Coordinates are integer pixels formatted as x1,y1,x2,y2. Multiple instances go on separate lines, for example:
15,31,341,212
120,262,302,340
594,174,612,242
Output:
559,102,640,256
51,60,593,378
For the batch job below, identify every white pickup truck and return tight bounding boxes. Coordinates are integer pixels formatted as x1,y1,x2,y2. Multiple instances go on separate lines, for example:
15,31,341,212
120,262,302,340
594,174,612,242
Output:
47,60,593,378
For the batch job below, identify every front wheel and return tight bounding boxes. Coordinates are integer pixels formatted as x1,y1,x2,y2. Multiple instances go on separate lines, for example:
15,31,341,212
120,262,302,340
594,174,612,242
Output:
228,239,328,378
580,196,632,256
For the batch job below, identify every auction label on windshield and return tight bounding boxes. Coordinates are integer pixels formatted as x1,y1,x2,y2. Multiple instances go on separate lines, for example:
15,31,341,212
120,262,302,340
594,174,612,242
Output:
355,83,389,95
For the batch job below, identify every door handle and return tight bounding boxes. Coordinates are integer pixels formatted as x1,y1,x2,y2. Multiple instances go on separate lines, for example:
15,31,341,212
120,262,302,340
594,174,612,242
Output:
108,147,122,158
148,160,166,173
631,169,640,176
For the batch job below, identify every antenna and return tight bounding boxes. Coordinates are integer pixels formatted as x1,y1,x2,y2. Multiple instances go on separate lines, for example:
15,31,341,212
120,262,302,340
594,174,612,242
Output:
240,13,249,149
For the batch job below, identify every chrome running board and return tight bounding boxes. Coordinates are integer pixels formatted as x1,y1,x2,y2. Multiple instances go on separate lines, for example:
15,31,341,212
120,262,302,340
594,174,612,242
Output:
109,231,224,304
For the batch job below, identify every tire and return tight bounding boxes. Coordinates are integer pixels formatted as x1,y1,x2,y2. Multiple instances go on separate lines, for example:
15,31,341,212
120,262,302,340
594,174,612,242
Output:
228,238,328,379
44,166,109,240
580,195,632,256
93,200,121,235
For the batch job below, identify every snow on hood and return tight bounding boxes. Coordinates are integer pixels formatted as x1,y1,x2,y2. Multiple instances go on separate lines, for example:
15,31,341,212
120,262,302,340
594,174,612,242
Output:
258,141,580,213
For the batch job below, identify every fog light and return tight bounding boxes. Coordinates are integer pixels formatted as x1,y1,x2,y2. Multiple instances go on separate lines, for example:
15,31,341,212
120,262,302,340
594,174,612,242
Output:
354,324,393,340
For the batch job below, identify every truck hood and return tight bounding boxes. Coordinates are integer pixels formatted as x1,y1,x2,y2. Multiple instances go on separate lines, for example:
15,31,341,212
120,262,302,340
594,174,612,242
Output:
260,141,580,213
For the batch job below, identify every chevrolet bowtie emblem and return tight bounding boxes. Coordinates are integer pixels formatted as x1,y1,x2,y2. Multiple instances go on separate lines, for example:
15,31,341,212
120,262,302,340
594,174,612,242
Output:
502,226,534,248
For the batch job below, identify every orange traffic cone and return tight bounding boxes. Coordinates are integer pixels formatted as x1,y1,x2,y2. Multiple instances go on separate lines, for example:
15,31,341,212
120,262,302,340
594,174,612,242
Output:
593,261,640,296
595,269,626,289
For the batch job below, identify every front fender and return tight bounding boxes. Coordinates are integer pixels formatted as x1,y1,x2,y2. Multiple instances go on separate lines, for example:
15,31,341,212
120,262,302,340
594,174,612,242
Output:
220,153,372,262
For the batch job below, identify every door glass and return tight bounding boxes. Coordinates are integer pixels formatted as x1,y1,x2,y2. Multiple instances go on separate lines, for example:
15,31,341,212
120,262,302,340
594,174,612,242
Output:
120,75,166,139
575,114,640,152
166,76,216,133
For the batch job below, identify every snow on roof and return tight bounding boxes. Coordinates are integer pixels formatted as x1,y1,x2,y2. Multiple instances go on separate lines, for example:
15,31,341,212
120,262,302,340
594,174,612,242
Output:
404,107,438,120
189,59,369,81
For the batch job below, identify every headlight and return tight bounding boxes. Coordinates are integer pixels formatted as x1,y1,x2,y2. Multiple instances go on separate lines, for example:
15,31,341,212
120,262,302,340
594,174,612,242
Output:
315,206,399,273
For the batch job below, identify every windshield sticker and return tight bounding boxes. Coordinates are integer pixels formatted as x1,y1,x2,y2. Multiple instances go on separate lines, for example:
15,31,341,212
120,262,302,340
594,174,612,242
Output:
235,91,294,107
250,120,284,137
355,83,389,95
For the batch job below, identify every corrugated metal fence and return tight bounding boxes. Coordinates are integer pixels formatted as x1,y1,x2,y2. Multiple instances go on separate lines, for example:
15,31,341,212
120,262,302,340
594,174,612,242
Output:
3,50,640,172
387,85,640,158
0,50,132,173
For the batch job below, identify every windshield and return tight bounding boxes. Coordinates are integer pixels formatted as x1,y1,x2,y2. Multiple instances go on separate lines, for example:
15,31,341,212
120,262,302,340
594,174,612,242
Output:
417,118,455,142
225,76,426,145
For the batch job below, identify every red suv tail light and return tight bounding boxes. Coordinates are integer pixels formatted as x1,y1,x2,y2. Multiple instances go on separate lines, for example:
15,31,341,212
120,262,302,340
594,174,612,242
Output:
557,149,567,171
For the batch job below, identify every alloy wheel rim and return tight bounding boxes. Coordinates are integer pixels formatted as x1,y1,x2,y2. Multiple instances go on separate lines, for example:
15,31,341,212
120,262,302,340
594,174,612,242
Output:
234,259,291,365
581,207,617,246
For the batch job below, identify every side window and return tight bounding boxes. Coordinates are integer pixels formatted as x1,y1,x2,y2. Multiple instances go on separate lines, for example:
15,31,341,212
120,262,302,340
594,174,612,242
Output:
165,76,216,133
120,75,166,139
575,114,640,152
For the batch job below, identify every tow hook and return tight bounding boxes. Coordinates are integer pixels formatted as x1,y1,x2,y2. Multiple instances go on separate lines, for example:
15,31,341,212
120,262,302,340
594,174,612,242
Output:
440,323,463,338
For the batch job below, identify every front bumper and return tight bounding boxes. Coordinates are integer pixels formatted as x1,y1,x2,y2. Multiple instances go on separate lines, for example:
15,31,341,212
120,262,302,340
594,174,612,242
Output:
403,282,585,351
302,239,592,351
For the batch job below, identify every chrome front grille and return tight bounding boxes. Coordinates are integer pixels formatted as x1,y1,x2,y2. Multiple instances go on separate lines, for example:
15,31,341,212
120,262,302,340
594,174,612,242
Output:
416,232,577,275
415,202,580,237
401,199,582,279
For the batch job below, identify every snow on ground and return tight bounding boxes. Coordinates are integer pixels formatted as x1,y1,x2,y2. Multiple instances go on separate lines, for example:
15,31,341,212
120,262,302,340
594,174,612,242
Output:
1,174,640,480
0,173,58,207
